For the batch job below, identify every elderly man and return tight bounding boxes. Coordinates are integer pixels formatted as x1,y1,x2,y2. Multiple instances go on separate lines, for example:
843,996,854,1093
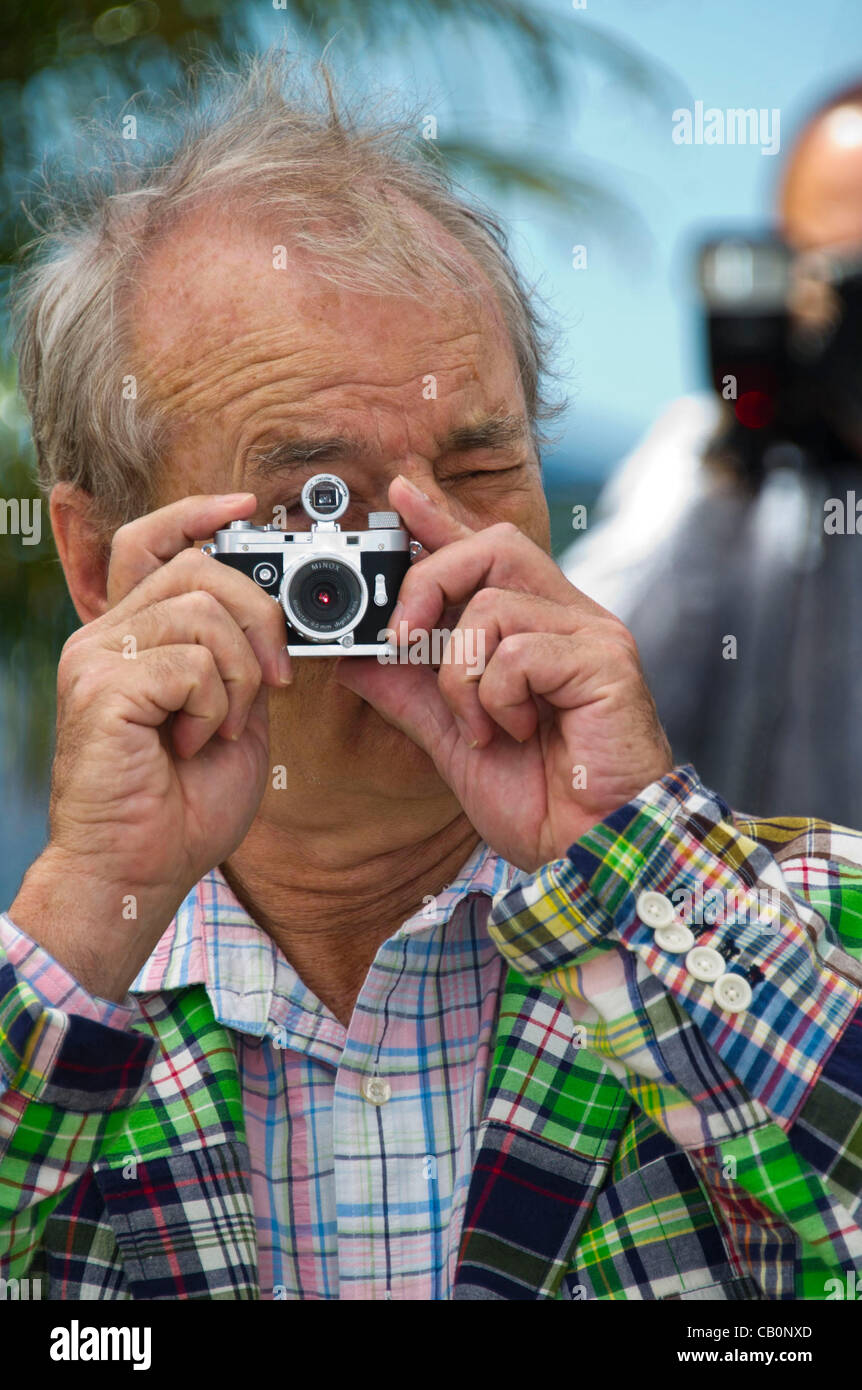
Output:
1,56,861,1302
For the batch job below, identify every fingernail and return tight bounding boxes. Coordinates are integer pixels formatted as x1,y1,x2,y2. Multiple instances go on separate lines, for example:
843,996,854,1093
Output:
278,647,293,685
217,492,256,503
396,474,433,503
454,716,479,749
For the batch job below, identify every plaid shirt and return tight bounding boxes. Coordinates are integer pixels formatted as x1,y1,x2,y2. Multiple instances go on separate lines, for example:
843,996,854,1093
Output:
2,765,861,1299
0,845,519,1299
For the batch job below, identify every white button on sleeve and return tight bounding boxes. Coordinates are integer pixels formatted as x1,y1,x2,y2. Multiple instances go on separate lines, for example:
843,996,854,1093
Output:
635,891,677,929
685,945,726,982
654,924,695,954
713,973,753,1013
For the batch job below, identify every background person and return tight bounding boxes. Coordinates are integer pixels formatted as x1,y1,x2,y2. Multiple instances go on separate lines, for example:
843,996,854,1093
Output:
561,82,862,825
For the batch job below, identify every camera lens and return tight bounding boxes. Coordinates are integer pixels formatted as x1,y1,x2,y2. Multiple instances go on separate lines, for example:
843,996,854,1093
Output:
312,487,338,511
284,557,365,637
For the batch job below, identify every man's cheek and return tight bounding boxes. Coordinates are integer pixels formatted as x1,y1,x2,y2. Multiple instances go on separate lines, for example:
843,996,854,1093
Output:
461,483,545,535
522,500,551,550
497,491,551,551
518,474,553,549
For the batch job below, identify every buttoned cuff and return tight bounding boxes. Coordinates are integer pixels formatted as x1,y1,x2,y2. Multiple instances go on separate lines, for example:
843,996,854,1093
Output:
0,925,154,1110
0,913,139,1030
488,765,861,1126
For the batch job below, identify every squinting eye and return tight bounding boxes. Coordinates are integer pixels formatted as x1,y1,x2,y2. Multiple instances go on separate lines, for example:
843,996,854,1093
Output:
449,465,523,483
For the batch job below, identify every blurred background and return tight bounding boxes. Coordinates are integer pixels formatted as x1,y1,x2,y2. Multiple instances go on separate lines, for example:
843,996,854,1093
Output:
3,0,862,900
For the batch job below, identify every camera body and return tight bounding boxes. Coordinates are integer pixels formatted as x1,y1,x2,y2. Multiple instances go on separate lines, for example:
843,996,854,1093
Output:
697,234,862,473
205,474,412,656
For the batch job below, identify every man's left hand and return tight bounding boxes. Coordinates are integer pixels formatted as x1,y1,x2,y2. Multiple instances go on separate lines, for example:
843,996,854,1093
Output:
336,475,673,872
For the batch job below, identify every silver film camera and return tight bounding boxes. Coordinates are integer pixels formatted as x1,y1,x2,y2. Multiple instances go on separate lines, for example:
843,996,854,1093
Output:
204,474,413,656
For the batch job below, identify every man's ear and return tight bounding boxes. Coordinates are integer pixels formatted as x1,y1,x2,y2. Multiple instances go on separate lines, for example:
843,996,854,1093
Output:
50,484,111,623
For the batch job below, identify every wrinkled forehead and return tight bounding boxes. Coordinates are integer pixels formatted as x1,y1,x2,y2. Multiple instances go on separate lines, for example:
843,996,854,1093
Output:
126,199,516,401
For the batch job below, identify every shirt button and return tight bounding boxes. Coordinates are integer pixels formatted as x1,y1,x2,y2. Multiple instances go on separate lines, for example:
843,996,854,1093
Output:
635,891,677,929
361,1076,392,1106
685,945,726,982
713,973,753,1014
654,924,695,954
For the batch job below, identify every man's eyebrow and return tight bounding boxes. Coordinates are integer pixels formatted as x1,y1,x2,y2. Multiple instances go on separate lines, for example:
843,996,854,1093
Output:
246,436,374,477
441,413,529,454
246,412,529,478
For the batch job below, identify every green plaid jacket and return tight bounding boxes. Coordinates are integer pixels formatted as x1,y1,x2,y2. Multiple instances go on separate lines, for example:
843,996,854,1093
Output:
2,766,861,1299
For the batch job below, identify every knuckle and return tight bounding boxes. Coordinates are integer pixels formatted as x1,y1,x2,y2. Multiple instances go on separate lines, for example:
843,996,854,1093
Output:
61,661,106,712
174,545,206,577
57,631,94,688
595,641,646,697
490,521,520,545
183,588,223,623
468,586,504,617
495,631,529,665
108,520,135,558
599,611,638,648
187,643,218,678
59,627,87,662
588,617,639,663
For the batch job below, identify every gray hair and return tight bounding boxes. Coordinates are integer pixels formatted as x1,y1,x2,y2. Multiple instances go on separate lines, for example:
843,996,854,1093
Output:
13,51,562,534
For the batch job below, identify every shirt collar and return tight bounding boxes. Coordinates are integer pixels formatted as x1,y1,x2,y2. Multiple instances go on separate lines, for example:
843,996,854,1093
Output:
130,840,523,1038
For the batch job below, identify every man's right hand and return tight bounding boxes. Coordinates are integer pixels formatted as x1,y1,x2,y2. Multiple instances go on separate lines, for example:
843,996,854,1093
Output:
8,493,291,1002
